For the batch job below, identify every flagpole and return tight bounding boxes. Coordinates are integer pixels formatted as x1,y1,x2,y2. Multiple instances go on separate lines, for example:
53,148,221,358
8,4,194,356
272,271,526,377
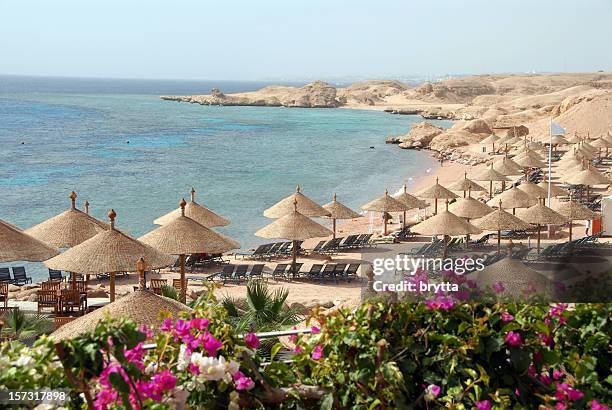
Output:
547,117,553,239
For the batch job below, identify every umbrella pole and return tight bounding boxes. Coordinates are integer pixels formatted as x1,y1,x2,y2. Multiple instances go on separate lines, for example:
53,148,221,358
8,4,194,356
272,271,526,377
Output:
292,240,298,278
443,235,448,258
403,211,406,228
180,254,186,303
537,225,541,253
110,271,116,302
434,198,438,215
569,219,573,241
489,181,493,199
71,271,77,289
466,218,470,247
383,216,388,235
332,218,336,239
463,190,466,198
497,230,501,253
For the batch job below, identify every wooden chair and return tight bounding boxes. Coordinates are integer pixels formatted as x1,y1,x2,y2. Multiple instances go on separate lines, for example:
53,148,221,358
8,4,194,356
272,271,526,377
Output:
54,316,76,330
70,280,88,310
41,281,61,291
60,289,83,315
0,283,7,308
37,290,59,313
172,278,185,291
150,279,168,295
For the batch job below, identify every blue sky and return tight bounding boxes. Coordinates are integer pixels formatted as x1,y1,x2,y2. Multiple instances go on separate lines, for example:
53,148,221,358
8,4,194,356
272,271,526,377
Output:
1,0,611,80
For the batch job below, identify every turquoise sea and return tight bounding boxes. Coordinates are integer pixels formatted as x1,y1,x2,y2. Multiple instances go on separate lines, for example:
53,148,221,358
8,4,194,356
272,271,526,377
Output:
0,76,451,281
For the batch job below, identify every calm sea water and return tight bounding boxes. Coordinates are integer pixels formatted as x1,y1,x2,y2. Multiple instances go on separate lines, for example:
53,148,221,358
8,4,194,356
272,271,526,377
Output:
0,76,450,281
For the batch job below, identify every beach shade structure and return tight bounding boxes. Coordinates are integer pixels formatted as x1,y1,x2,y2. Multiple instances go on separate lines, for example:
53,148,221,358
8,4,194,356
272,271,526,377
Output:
264,185,330,219
0,219,59,262
563,166,610,201
493,157,523,190
565,134,582,144
322,194,362,238
415,178,458,215
472,201,533,253
480,134,500,152
558,156,585,172
45,209,175,302
474,256,552,299
517,181,548,202
447,172,486,198
552,198,597,241
140,199,240,302
448,188,493,244
516,202,568,253
25,191,107,248
471,164,509,199
392,185,428,227
513,152,546,170
361,190,408,234
487,186,538,214
50,289,190,341
256,200,332,277
154,187,230,227
537,181,569,198
588,138,612,157
410,202,481,257
549,135,568,146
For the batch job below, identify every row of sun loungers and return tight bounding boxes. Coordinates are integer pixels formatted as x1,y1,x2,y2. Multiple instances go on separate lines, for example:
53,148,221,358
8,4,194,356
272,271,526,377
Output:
526,234,605,260
0,267,32,286
236,241,304,260
311,234,374,254
188,263,361,284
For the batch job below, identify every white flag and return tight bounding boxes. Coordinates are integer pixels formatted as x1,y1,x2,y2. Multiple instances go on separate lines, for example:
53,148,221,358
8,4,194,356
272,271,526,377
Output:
551,122,565,136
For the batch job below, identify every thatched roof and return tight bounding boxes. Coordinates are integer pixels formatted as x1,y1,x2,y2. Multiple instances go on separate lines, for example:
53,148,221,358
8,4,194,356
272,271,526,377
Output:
323,194,362,219
362,190,408,212
264,186,330,218
0,219,59,262
256,209,332,241
411,210,482,236
154,188,230,227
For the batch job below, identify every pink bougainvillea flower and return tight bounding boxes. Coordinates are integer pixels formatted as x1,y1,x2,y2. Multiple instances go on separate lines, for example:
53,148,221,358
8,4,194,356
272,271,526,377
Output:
539,332,554,347
294,345,303,353
591,400,611,410
553,369,563,380
139,324,154,339
492,282,505,293
235,374,255,391
311,325,320,334
311,345,323,360
427,384,441,398
151,369,177,392
466,279,477,289
505,331,523,347
501,312,514,322
189,317,209,330
244,332,260,349
556,403,568,410
475,400,491,410
566,388,584,401
539,374,552,386
288,325,298,342
199,331,223,356
160,317,173,332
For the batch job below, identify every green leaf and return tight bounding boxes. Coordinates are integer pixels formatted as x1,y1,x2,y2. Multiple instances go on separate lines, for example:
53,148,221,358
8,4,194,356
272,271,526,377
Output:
320,393,334,410
368,399,382,410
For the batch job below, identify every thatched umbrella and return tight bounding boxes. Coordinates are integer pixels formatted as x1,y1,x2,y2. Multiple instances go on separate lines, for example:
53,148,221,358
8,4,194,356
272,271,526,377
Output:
493,157,523,176
513,151,546,170
487,186,537,214
410,201,481,257
447,172,486,198
516,202,568,253
474,256,552,299
50,289,190,341
480,134,500,152
588,138,612,157
0,219,59,262
537,181,569,198
45,210,175,302
264,185,330,218
552,198,597,241
550,135,568,146
25,191,107,248
416,178,458,215
256,201,332,277
472,201,533,253
517,181,548,203
564,166,610,201
154,187,230,227
361,190,408,235
393,186,428,228
322,194,362,238
565,134,582,144
448,188,493,244
140,199,240,302
471,164,509,199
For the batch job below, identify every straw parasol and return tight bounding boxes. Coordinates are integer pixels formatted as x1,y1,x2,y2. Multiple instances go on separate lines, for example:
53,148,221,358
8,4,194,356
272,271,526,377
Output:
45,210,175,302
564,166,610,201
154,187,230,227
50,289,190,341
256,201,332,277
517,181,548,201
550,135,568,145
474,256,552,299
588,138,612,157
140,199,240,302
471,164,509,199
552,198,597,241
264,185,330,218
537,181,569,198
0,219,59,262
493,157,523,176
487,186,537,214
415,177,458,215
322,194,362,238
565,134,582,144
448,188,493,244
361,190,408,235
25,191,107,248
480,134,500,152
516,202,568,253
410,201,481,257
447,172,486,197
472,201,533,253
392,186,428,228
513,151,546,170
